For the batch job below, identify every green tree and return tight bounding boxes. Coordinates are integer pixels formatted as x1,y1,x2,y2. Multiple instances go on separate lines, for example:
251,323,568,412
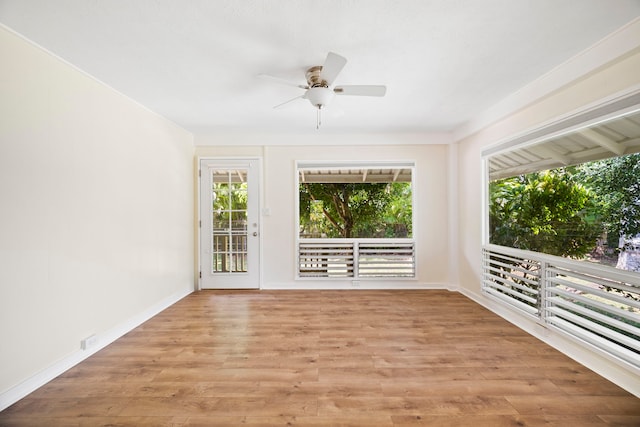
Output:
576,153,640,248
299,182,411,238
490,170,601,258
382,182,413,237
212,182,248,229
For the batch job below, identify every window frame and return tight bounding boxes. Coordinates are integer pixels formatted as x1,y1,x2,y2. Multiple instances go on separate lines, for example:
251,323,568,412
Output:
295,160,417,281
482,91,640,248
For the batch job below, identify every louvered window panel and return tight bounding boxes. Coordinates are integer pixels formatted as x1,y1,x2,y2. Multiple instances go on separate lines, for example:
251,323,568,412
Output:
298,240,415,279
298,242,354,277
545,266,640,367
482,248,541,316
358,242,415,278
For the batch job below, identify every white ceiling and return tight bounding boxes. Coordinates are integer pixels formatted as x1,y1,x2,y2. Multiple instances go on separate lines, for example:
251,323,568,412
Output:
2,0,640,135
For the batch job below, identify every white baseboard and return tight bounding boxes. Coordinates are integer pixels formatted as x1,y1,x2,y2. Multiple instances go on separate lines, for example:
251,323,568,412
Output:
0,287,193,412
458,286,640,398
261,281,456,290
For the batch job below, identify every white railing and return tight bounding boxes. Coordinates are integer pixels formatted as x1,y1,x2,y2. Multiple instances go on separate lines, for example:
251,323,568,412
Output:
483,244,640,368
299,239,415,279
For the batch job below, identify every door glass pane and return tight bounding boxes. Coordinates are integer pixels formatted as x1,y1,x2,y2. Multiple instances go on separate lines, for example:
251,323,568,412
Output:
210,169,249,273
231,211,247,231
231,193,247,210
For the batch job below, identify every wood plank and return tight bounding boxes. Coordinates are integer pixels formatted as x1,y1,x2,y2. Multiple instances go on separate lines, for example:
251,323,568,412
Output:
391,414,610,426
317,396,518,416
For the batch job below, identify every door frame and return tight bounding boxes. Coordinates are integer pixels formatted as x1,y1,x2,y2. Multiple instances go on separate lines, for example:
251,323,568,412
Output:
197,157,263,290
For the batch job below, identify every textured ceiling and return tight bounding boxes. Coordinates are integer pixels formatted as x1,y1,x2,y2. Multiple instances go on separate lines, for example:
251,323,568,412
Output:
2,0,640,135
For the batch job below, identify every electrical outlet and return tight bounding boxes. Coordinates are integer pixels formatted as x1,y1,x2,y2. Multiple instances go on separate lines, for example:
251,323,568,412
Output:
352,280,360,287
81,334,98,350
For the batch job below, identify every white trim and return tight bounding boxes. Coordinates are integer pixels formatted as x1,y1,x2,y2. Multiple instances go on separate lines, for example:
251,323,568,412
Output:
197,156,263,290
447,143,459,287
294,159,302,281
0,288,193,412
481,157,490,245
411,164,419,280
262,281,453,290
454,17,640,142
196,158,202,291
459,287,640,398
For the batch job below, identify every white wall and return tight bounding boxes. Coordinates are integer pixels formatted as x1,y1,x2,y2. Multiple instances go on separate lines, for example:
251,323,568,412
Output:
0,27,195,404
195,136,451,289
455,42,640,394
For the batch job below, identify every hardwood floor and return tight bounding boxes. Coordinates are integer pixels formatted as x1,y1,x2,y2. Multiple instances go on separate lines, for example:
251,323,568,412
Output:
1,290,639,426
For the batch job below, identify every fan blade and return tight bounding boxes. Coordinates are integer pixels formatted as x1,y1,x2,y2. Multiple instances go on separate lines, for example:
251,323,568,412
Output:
320,52,347,86
258,74,308,89
273,95,305,109
334,85,386,96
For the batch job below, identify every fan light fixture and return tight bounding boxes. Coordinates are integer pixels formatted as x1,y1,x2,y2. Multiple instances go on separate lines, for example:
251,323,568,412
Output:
306,86,334,129
306,86,335,109
259,52,387,129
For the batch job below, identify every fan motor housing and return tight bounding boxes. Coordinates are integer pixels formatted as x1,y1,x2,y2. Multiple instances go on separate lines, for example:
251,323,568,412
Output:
305,66,327,88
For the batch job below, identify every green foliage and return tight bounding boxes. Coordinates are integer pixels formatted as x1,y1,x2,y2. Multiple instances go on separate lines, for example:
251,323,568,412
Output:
382,182,413,238
575,153,640,246
212,182,248,229
299,182,412,238
212,182,248,211
490,170,601,258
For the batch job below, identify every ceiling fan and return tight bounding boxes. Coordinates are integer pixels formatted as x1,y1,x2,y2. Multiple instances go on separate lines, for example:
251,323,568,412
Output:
259,52,386,128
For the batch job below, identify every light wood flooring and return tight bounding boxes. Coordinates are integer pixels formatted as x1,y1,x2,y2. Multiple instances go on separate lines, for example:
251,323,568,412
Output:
1,290,639,426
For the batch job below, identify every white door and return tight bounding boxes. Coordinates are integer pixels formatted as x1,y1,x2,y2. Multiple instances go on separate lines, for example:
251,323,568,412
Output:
200,159,260,289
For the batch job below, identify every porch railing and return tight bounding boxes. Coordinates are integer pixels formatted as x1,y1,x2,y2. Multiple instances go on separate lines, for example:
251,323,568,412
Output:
298,239,415,279
482,244,640,368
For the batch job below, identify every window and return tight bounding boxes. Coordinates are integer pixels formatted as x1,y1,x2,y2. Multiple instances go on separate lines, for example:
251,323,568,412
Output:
296,161,415,279
481,94,640,368
486,106,640,269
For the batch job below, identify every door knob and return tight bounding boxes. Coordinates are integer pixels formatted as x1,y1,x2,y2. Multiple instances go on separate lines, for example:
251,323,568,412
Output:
253,232,258,236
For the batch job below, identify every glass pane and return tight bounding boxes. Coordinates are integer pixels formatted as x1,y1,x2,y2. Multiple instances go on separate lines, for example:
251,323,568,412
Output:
212,234,228,252
231,211,247,231
213,212,230,231
213,171,230,183
231,234,247,252
232,252,247,272
210,167,250,274
212,233,234,273
214,182,230,191
298,176,413,239
230,181,246,191
212,190,230,211
230,190,247,210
